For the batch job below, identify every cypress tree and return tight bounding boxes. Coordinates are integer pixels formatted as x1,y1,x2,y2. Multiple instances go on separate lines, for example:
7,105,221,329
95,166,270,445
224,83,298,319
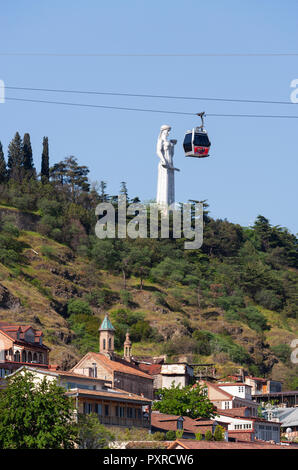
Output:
7,132,23,181
0,141,7,183
41,136,49,182
22,133,35,178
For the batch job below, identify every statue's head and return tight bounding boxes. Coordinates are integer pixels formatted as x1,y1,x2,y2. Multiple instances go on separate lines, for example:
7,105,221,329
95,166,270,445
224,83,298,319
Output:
160,124,171,133
159,124,171,140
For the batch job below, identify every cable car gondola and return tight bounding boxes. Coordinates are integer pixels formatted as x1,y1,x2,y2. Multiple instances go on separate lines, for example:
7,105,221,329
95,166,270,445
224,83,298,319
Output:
183,112,211,158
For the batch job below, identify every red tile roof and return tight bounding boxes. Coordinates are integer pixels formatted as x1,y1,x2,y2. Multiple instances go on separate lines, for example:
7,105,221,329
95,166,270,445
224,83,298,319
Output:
66,388,151,404
0,324,48,350
138,363,162,375
151,412,228,435
168,439,291,450
81,353,153,380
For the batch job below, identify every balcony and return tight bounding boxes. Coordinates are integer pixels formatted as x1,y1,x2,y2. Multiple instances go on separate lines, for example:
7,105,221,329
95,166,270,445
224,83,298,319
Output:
98,415,150,428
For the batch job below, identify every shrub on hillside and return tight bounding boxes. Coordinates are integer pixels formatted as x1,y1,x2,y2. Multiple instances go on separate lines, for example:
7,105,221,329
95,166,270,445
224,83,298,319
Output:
271,344,292,364
67,299,92,316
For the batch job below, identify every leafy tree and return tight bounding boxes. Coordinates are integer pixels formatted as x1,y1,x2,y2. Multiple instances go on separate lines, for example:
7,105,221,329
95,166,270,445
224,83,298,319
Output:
120,181,129,201
153,383,216,419
214,425,225,441
77,413,114,449
195,432,203,441
205,430,213,441
0,371,77,448
0,141,7,183
22,133,35,178
166,430,176,440
0,220,26,266
50,161,67,185
128,245,153,289
41,136,49,181
51,156,90,202
7,132,23,181
99,180,109,202
67,298,92,316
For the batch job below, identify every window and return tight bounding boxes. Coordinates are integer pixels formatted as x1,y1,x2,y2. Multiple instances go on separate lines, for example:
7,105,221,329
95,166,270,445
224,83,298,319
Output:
67,382,94,391
95,404,102,415
116,406,125,418
193,133,210,147
108,338,112,349
83,402,92,414
14,351,20,362
183,132,192,152
224,402,230,409
22,351,26,362
104,405,109,416
27,351,32,362
103,339,106,350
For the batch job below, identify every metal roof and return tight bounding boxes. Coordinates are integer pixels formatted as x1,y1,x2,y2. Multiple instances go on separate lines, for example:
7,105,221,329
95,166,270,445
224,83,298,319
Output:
99,314,115,331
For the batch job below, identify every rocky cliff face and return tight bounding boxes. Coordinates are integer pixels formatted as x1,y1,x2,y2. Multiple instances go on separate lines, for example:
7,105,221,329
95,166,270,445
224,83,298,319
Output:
0,207,40,231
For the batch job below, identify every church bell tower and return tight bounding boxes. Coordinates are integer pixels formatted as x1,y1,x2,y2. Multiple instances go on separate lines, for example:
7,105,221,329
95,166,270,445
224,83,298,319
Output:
99,314,115,357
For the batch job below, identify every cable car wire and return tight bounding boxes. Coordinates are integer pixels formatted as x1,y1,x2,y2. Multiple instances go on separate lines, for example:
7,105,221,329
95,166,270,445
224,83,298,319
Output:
5,85,297,105
5,96,298,119
1,52,298,57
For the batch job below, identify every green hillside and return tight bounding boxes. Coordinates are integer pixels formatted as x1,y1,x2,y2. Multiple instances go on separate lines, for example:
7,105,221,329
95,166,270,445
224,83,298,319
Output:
0,206,297,388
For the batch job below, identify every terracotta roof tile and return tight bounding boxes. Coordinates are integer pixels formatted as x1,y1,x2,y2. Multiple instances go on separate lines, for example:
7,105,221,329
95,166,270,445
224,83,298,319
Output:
138,364,162,375
168,439,291,450
151,412,228,435
66,388,151,404
87,353,153,379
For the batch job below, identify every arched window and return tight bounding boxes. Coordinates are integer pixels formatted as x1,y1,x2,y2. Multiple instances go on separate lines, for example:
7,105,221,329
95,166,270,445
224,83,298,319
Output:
108,338,111,350
28,351,32,363
39,354,43,364
14,351,20,362
22,350,27,362
103,339,106,350
33,353,37,363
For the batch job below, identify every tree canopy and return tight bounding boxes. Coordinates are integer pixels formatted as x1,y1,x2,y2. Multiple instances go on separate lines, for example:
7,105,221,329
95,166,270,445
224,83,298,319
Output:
0,371,77,449
152,383,216,419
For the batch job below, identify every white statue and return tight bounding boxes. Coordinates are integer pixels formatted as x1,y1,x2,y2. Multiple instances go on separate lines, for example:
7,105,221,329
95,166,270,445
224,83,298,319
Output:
156,125,179,207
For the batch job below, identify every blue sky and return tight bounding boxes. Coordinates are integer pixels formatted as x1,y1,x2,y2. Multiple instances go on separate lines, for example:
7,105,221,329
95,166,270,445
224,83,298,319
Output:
1,0,297,233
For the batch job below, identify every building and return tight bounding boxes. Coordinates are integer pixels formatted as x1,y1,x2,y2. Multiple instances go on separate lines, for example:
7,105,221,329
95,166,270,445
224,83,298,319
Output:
70,314,154,399
227,370,282,396
9,365,151,429
151,411,228,439
137,362,194,394
200,381,258,417
244,376,282,395
254,390,298,408
216,410,281,443
0,323,51,377
264,407,298,439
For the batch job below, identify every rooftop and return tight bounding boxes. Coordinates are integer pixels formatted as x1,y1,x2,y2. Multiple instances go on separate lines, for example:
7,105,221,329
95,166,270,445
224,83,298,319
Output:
66,387,151,404
168,439,294,450
151,411,228,435
83,352,153,380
